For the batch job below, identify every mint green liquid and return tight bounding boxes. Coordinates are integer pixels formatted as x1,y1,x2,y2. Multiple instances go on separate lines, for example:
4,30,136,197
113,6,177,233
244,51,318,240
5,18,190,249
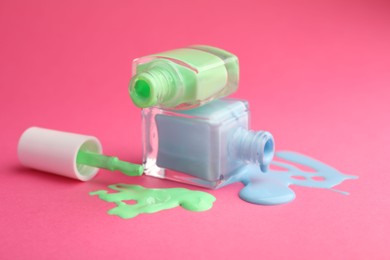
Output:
90,184,216,219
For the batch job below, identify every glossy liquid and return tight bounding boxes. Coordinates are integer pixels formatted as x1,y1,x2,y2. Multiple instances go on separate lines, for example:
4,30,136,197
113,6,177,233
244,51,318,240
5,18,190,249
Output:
226,151,358,205
90,184,216,219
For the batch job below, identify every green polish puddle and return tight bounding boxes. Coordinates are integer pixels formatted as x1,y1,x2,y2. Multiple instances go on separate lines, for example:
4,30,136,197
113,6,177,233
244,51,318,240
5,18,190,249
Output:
90,184,216,219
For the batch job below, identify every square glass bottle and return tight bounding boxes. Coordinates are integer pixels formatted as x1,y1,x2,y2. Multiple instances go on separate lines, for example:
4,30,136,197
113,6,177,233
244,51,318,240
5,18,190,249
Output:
142,98,274,189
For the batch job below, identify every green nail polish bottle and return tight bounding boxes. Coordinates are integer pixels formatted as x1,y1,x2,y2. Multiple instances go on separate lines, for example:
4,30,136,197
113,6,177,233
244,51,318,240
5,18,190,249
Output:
129,45,239,110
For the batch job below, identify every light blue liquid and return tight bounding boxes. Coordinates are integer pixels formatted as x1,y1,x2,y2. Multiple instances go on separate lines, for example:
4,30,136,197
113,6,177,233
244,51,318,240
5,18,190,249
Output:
225,151,358,205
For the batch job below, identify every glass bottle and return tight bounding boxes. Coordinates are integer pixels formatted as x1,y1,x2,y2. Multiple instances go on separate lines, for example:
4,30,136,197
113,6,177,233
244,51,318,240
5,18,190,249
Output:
142,98,275,189
129,45,239,110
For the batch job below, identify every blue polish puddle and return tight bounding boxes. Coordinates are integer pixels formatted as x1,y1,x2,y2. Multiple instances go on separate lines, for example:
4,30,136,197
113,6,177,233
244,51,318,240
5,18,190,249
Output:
226,151,358,205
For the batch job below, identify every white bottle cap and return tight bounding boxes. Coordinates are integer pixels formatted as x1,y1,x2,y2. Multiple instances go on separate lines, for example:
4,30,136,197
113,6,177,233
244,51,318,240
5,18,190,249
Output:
18,127,103,181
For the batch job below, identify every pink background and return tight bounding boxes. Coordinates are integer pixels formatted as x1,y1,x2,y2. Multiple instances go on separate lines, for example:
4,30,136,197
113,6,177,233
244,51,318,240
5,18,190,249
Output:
1,0,389,259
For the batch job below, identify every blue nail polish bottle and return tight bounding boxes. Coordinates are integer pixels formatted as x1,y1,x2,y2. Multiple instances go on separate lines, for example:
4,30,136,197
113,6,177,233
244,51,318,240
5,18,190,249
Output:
142,98,275,189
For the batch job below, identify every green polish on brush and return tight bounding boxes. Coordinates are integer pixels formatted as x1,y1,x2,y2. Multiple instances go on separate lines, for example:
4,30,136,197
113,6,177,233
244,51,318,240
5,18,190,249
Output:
18,127,142,181
76,150,143,177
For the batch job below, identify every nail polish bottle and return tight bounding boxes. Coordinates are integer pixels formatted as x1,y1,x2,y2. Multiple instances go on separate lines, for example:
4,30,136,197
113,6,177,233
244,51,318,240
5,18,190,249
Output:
142,98,275,189
129,45,239,110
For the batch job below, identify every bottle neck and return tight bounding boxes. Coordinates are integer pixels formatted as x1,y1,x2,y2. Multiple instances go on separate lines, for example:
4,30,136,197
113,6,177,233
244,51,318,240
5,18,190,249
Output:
129,65,177,108
233,128,275,172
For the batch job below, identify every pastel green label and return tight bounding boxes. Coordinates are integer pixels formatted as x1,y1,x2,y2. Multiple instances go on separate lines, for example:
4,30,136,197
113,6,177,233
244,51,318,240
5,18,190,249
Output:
90,184,216,219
